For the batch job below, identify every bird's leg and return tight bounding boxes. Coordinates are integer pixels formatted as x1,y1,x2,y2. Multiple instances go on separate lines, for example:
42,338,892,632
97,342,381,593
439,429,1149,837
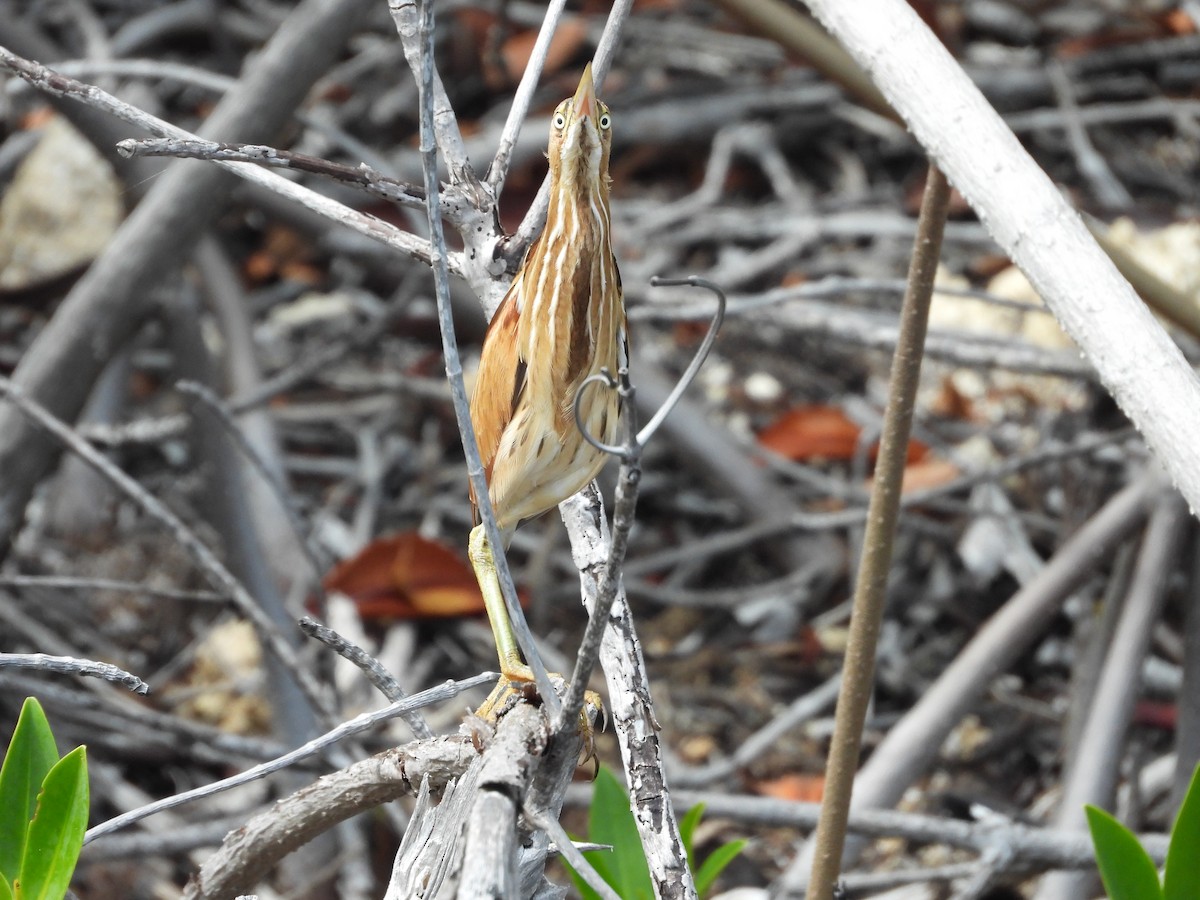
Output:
470,523,539,720
468,524,603,744
469,523,534,683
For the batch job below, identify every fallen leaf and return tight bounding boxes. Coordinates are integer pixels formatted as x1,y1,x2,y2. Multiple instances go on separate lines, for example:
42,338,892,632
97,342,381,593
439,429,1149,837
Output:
758,405,860,461
323,532,488,620
897,457,961,494
753,773,825,803
758,405,927,464
1133,700,1176,730
501,20,588,85
1160,9,1197,34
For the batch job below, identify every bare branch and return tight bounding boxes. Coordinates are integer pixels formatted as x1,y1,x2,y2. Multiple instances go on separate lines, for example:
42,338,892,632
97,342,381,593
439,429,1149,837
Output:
0,47,444,270
487,0,570,195
799,0,1200,517
0,653,148,694
0,375,333,723
117,137,428,208
87,674,492,844
399,0,557,710
298,617,433,740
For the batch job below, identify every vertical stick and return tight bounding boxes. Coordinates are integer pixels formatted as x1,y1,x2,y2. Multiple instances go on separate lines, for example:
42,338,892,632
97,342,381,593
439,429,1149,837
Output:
804,165,950,900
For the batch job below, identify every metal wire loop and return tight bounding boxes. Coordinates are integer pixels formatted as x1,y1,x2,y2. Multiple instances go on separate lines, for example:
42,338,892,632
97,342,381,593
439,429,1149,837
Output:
573,367,631,457
636,275,726,446
572,275,725,459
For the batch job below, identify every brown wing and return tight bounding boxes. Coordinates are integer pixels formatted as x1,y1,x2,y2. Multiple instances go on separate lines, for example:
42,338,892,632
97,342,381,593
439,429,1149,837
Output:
468,288,525,509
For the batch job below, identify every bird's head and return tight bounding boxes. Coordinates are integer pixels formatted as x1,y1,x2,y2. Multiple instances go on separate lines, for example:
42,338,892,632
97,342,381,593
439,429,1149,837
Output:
547,63,612,193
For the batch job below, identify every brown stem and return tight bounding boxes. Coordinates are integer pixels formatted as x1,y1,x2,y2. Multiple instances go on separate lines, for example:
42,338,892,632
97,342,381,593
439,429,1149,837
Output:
804,165,950,900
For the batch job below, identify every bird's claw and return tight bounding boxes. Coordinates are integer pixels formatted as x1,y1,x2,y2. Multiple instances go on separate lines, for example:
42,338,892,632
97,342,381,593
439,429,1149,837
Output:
473,675,605,770
578,689,605,772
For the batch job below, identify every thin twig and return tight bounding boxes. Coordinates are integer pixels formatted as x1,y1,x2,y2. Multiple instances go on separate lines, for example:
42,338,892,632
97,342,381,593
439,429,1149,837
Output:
0,653,148,694
0,575,224,603
0,376,334,722
176,380,329,589
673,791,1171,869
399,0,558,712
0,48,444,270
805,165,950,900
117,137,428,207
487,0,570,195
671,674,841,788
523,804,622,900
636,277,727,446
1045,61,1132,210
298,616,433,740
84,673,493,844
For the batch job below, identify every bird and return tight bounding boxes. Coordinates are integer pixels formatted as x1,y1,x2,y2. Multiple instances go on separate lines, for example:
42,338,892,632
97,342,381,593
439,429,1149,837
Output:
468,63,625,709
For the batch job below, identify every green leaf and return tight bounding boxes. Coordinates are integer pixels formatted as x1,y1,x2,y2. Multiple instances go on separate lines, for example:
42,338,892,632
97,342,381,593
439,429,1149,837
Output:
586,768,651,900
577,846,615,896
694,839,747,897
0,699,59,883
17,746,88,900
565,862,604,900
0,874,12,900
1164,763,1200,900
1086,804,1163,900
679,803,704,867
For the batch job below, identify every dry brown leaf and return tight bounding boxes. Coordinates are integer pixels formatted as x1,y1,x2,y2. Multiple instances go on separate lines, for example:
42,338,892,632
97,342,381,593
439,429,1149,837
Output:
501,20,588,85
243,225,317,285
752,773,825,803
758,405,861,461
897,457,961,494
1134,700,1177,730
758,405,927,464
323,532,487,620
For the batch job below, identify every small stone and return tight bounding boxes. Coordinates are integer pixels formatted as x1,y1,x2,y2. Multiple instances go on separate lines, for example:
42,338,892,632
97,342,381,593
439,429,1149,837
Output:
744,371,783,403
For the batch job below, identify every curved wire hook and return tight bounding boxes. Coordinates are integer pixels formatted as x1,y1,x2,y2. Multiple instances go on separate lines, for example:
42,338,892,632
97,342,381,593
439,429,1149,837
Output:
573,368,629,457
636,275,726,447
572,275,726,458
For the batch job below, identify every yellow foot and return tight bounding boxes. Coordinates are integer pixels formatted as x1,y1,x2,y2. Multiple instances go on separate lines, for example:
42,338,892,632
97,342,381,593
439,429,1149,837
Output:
578,689,605,770
474,672,547,721
472,674,605,765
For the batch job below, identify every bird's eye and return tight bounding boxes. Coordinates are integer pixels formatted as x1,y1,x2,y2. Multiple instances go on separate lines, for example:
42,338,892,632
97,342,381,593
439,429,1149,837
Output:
599,112,611,130
553,113,566,130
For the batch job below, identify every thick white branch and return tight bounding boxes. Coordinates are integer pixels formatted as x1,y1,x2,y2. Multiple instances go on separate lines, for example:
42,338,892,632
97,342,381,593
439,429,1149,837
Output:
802,0,1200,514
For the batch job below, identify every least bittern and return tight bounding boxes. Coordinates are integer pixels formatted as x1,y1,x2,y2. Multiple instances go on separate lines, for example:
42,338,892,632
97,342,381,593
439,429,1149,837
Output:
468,64,625,701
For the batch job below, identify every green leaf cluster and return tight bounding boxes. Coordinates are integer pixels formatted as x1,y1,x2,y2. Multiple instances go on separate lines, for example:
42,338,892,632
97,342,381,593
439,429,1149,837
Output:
566,767,746,899
1087,763,1200,900
0,698,89,900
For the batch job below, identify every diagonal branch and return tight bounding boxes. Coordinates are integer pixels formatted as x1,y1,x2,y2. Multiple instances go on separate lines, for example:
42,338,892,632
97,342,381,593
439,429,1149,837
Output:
398,0,559,712
797,0,1200,514
504,0,637,267
487,0,570,195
